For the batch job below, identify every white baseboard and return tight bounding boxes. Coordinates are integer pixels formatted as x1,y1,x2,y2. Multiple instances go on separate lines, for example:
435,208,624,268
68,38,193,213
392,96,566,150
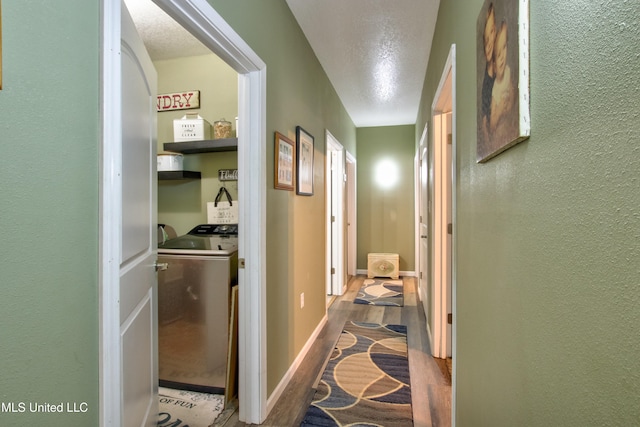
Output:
266,313,328,414
355,269,416,278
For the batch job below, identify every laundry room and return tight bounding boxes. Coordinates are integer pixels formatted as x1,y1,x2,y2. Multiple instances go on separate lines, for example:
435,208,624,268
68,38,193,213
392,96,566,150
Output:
158,44,242,398
155,48,242,422
126,0,242,422
156,53,239,236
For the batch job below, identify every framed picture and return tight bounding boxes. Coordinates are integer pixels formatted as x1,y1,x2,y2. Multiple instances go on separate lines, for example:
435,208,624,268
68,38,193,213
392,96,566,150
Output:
476,0,530,162
274,131,295,190
295,126,314,196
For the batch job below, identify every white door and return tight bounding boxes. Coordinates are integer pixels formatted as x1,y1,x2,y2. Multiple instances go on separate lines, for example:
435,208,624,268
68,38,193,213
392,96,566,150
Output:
431,45,456,360
103,1,268,424
326,132,345,296
120,5,158,426
432,112,450,359
445,117,453,357
326,149,339,296
329,150,338,294
346,152,357,278
418,132,429,318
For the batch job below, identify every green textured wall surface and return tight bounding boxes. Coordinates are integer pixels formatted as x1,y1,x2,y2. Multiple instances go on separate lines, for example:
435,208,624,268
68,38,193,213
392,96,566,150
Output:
209,0,357,397
357,126,416,272
0,1,99,426
419,1,640,425
155,54,239,235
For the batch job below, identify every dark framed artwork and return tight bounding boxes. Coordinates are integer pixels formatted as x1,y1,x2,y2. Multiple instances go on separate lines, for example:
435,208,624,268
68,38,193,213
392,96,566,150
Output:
274,131,295,191
476,0,530,162
295,126,314,196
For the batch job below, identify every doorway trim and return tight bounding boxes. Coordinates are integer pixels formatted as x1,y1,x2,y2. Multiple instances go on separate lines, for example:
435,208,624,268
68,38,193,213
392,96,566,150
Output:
100,0,267,424
430,43,457,424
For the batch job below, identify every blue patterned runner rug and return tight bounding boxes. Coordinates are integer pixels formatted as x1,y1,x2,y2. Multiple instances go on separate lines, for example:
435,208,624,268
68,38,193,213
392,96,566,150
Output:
300,322,413,426
354,279,404,307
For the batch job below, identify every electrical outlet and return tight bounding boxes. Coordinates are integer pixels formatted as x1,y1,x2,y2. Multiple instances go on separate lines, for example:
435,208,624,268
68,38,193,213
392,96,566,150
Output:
300,292,305,309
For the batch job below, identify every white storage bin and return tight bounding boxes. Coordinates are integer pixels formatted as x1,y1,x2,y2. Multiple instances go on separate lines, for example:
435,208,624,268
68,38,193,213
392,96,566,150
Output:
367,253,399,279
157,153,183,171
173,113,211,142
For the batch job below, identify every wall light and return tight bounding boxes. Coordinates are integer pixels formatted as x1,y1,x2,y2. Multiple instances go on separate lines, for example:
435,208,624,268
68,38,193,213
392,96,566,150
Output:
374,159,399,189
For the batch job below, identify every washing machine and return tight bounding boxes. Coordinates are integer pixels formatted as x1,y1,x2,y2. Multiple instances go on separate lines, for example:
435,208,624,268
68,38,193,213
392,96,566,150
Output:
157,224,238,394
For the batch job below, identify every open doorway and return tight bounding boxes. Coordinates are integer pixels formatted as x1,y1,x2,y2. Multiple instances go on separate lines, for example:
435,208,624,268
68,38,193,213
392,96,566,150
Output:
346,151,357,279
127,0,242,413
429,43,457,422
100,0,267,425
430,45,456,360
325,131,347,300
416,123,429,319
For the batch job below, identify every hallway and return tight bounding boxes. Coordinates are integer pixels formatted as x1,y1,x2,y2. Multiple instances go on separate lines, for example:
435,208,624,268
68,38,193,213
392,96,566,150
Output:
221,276,451,426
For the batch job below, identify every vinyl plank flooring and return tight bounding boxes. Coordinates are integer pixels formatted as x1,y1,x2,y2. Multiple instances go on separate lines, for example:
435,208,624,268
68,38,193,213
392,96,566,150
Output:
222,275,451,426
427,384,452,427
382,306,402,325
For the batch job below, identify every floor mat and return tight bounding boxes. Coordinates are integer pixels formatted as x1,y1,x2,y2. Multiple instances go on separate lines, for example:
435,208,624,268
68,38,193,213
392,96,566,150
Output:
158,387,224,427
354,278,404,306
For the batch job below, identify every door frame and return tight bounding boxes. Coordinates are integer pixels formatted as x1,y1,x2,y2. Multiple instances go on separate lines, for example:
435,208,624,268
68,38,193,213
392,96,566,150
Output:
100,0,268,424
325,130,346,296
430,43,457,425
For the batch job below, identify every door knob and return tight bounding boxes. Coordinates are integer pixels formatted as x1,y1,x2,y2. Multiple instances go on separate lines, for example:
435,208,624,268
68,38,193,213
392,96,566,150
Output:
421,235,427,239
154,261,169,272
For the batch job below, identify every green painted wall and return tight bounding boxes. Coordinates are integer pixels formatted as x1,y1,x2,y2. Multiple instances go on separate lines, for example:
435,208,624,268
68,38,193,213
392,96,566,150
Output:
356,125,416,272
0,0,356,420
155,54,239,236
208,0,357,396
418,1,640,425
0,1,99,426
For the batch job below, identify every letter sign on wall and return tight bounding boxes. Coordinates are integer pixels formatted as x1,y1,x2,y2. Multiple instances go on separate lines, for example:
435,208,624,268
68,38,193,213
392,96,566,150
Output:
156,90,200,112
218,169,238,181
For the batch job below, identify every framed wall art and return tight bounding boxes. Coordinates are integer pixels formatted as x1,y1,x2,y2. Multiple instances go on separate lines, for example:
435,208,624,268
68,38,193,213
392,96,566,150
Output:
295,126,314,196
476,0,530,162
274,131,295,191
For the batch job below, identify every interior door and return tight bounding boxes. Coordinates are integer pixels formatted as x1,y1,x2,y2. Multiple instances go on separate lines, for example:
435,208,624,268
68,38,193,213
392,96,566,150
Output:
346,154,356,278
445,119,453,357
120,4,158,426
419,143,429,312
326,134,346,297
431,50,455,359
329,149,338,295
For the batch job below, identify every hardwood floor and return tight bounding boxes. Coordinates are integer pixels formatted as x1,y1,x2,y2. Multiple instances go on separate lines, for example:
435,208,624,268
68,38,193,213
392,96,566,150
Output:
218,275,451,426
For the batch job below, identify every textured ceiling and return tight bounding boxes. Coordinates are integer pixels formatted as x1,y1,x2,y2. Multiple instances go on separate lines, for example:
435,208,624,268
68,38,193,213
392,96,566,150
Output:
124,0,210,60
286,0,440,127
124,0,440,128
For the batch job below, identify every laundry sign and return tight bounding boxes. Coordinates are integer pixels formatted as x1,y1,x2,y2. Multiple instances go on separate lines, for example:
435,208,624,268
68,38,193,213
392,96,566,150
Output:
157,90,200,112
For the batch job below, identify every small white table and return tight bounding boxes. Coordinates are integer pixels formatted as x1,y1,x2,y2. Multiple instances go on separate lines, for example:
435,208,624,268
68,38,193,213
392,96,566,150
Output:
367,253,399,279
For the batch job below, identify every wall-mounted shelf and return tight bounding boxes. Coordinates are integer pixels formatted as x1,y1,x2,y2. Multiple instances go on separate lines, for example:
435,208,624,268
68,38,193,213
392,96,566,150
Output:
158,170,202,180
163,138,238,154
